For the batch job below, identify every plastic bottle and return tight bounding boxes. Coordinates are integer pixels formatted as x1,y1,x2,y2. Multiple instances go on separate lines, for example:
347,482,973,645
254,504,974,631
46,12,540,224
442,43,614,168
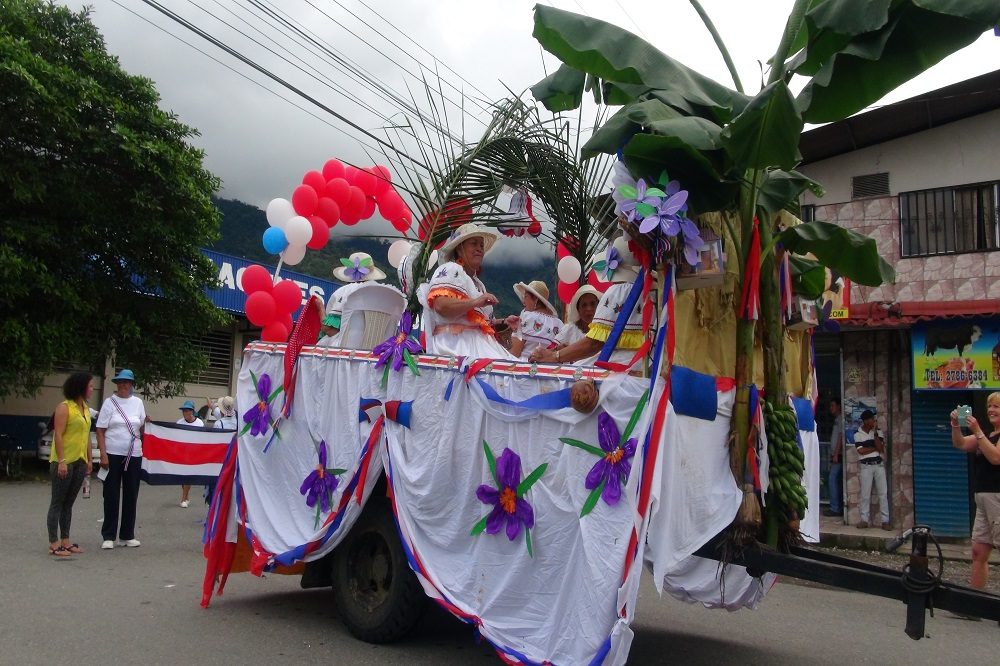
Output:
82,474,91,498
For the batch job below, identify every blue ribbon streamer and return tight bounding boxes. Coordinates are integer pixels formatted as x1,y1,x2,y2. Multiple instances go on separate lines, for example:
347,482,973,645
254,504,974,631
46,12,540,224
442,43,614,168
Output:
474,377,571,411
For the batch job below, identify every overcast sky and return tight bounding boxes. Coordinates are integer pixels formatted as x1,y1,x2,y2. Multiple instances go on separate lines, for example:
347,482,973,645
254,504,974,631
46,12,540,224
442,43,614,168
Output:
62,0,999,265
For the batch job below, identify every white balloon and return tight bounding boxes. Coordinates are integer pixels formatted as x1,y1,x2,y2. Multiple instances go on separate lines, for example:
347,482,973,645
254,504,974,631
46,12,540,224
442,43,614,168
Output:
266,198,295,229
281,243,307,266
284,216,313,246
387,240,411,268
557,255,582,283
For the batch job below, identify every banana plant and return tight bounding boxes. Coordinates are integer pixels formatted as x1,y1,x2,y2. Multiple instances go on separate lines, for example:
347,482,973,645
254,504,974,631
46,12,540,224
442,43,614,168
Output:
530,0,1000,546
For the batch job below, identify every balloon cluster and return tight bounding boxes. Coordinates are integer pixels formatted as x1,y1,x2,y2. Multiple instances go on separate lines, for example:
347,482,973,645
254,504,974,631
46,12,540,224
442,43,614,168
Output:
240,264,305,342
555,236,612,304
262,159,412,266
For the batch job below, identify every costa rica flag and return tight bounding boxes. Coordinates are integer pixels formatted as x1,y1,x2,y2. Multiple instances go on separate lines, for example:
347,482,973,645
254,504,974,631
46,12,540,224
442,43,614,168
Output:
141,421,234,485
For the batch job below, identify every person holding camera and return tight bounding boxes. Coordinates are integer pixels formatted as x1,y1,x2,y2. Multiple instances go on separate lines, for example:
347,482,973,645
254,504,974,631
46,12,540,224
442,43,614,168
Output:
950,393,1000,592
854,409,890,530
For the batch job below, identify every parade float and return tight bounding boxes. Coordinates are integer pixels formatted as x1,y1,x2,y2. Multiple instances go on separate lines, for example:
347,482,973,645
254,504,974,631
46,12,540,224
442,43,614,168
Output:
200,3,1000,664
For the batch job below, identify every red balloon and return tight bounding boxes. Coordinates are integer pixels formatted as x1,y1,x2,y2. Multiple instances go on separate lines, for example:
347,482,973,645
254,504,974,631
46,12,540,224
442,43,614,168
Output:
302,170,325,193
391,209,412,233
527,220,542,236
307,216,330,250
261,320,289,343
344,165,360,185
322,159,345,181
343,186,366,219
557,280,580,304
292,184,319,217
315,197,340,227
240,264,272,294
557,236,580,260
371,165,392,195
324,178,351,207
340,209,361,226
271,279,303,313
378,192,405,221
361,196,377,220
354,168,378,196
245,291,277,326
587,269,612,292
280,312,294,334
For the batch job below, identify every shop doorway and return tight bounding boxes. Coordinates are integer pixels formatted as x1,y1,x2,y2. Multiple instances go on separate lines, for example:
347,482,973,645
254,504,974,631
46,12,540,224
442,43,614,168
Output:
814,340,843,508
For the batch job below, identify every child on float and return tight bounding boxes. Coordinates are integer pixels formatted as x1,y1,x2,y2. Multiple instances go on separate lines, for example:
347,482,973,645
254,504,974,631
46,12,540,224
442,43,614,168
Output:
508,280,562,360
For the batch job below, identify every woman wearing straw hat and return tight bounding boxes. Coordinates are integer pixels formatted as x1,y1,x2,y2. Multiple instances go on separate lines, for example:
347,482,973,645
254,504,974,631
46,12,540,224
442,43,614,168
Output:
418,223,517,359
554,285,601,349
531,236,648,373
96,369,147,549
509,280,562,360
317,252,387,347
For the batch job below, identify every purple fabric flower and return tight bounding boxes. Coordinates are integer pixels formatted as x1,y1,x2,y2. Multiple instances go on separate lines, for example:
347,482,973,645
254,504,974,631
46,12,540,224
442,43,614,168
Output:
585,412,638,505
637,188,689,236
372,311,423,372
603,245,621,280
617,179,661,223
476,448,535,541
300,441,340,513
679,217,707,266
341,256,372,282
242,373,273,437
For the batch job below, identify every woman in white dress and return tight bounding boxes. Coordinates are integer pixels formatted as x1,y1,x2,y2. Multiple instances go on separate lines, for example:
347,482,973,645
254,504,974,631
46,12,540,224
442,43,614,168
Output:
509,280,562,360
554,285,601,349
531,235,648,373
418,224,517,360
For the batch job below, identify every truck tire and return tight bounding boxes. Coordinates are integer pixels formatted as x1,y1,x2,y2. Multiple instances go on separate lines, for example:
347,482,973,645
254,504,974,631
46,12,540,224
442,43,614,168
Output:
331,497,427,643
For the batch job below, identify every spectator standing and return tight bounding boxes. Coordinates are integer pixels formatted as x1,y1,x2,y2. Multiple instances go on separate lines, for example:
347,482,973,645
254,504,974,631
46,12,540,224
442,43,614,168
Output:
950,393,1000,592
176,399,204,508
853,409,890,530
96,369,146,549
825,398,844,518
45,372,94,556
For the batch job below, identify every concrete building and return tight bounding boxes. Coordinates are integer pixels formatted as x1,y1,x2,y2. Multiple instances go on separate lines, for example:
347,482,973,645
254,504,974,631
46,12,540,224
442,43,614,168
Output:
0,250,338,457
800,69,1000,536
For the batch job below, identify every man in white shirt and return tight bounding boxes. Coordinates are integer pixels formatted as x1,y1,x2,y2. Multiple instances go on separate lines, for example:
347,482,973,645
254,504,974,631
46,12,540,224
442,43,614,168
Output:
853,409,890,530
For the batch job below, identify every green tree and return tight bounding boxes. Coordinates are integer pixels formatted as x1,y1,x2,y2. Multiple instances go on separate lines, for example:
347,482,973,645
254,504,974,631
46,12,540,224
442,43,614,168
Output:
531,0,1000,545
0,0,228,399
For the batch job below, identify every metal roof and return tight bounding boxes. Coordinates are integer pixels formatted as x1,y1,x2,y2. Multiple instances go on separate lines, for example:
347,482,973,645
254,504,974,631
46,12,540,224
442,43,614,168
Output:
799,69,1000,164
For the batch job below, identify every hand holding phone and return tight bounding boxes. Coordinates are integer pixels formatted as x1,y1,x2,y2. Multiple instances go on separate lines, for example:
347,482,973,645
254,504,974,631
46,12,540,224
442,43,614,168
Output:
957,404,972,427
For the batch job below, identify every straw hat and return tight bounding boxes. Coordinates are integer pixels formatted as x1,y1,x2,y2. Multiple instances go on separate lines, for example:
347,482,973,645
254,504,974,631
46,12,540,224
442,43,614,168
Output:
332,252,387,283
438,223,499,262
513,280,557,317
566,285,601,324
219,396,235,417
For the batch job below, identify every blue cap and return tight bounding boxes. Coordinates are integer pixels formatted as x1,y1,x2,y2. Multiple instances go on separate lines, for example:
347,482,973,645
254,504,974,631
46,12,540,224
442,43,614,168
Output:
179,400,196,411
111,369,135,383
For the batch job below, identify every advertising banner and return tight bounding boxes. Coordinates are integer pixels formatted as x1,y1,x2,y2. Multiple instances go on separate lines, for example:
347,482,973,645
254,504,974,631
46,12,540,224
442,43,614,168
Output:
911,318,1000,390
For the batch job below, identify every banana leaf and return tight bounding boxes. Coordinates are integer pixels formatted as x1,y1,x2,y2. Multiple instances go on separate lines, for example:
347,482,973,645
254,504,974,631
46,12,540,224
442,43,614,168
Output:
720,80,802,170
776,221,895,287
757,169,825,220
788,255,827,299
621,134,736,214
531,64,586,112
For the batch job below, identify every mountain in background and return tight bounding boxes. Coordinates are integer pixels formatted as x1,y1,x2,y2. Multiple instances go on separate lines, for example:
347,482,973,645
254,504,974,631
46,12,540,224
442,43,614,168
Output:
210,197,558,317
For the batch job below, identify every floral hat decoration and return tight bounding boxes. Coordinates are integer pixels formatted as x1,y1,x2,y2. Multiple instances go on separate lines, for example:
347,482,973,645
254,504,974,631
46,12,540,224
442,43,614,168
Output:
332,252,387,283
610,160,705,266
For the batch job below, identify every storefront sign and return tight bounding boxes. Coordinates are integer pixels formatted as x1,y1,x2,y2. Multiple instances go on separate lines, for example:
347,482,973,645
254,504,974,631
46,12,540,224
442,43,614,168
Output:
820,275,850,319
202,249,337,317
911,317,1000,390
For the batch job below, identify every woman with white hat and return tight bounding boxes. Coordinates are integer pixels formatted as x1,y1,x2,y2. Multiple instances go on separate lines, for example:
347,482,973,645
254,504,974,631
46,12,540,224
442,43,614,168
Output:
509,280,562,360
96,368,147,549
417,223,517,359
531,236,648,373
554,285,601,349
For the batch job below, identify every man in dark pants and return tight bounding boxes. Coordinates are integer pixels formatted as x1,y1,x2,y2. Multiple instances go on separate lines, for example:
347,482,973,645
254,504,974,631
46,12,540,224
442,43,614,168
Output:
825,399,843,517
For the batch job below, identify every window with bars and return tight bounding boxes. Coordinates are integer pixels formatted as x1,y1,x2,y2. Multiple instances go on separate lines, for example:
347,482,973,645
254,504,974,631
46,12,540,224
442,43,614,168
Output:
899,181,1000,258
191,330,233,387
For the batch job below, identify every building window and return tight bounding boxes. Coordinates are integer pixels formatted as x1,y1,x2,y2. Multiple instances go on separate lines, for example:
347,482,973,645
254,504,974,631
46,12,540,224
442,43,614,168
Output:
900,181,1000,258
852,172,890,199
191,330,233,387
800,204,816,222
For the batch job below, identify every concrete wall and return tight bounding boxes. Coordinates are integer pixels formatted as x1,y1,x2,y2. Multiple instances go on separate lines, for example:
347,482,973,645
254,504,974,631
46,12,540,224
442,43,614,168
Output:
802,109,1000,204
841,330,914,529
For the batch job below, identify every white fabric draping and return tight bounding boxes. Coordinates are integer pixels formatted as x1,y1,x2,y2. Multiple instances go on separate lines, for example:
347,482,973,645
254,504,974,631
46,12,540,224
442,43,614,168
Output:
799,426,821,543
235,347,385,564
383,364,650,665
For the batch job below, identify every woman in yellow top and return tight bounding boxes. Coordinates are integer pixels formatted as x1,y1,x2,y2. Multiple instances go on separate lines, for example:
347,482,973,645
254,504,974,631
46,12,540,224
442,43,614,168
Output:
46,372,94,556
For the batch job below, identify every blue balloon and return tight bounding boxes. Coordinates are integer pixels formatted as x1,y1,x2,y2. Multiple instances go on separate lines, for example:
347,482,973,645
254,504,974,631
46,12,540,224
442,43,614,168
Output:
262,227,288,255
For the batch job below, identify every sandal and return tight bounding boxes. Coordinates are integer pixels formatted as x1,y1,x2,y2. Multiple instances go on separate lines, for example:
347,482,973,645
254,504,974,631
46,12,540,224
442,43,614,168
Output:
65,543,83,554
48,545,72,557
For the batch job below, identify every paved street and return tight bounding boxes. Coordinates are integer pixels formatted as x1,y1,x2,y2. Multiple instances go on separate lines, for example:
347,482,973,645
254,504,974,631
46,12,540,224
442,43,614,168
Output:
2,480,997,665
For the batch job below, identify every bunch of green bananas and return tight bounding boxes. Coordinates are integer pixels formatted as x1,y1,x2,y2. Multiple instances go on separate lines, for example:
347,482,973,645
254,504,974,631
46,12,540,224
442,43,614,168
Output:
763,401,807,518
